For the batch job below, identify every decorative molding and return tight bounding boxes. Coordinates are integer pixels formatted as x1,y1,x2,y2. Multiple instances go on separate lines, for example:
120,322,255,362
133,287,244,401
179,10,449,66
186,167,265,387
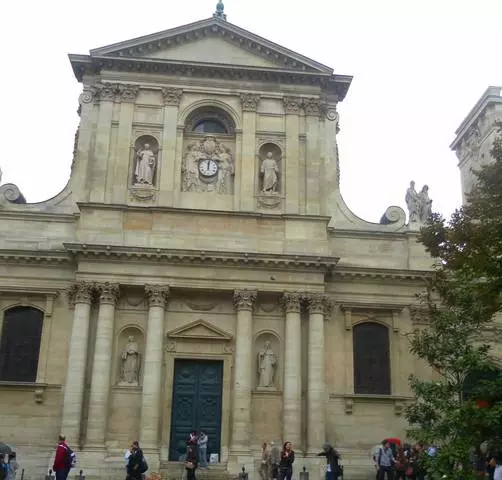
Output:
305,293,329,315
256,194,282,209
303,98,322,116
63,243,340,272
166,319,233,341
78,89,94,105
410,306,430,326
344,398,354,414
92,82,140,103
330,393,413,416
162,87,183,106
145,285,170,308
283,96,302,114
0,250,71,266
233,289,257,311
240,93,260,112
184,299,218,311
67,281,95,306
339,302,406,312
332,267,432,282
118,84,140,103
96,282,120,305
165,341,177,352
129,186,156,202
282,291,302,313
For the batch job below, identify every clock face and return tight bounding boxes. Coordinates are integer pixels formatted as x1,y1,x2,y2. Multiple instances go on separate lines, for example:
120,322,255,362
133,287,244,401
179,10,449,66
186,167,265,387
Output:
199,159,219,177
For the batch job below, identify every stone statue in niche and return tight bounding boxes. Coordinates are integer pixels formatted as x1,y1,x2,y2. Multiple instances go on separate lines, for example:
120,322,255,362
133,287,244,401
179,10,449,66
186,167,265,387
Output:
260,151,280,194
134,143,156,186
181,136,234,194
257,341,278,388
405,181,433,224
119,335,141,386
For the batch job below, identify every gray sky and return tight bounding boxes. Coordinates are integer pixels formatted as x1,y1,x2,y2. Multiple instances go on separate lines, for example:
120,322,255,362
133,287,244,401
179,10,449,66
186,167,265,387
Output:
1,0,500,221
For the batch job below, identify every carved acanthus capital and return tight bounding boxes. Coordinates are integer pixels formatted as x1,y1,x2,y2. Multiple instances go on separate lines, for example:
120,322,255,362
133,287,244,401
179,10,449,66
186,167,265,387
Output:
78,88,94,105
94,82,118,102
282,292,302,313
96,282,120,305
67,281,95,306
283,96,302,114
322,104,340,132
240,93,260,112
162,87,183,106
305,293,330,315
145,285,170,308
117,84,140,103
233,289,257,311
303,98,322,116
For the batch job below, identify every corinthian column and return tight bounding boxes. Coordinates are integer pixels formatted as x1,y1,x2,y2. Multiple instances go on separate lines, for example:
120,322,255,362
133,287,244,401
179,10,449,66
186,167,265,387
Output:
231,289,257,452
306,293,329,452
282,292,302,448
86,282,120,447
61,281,95,443
140,285,169,449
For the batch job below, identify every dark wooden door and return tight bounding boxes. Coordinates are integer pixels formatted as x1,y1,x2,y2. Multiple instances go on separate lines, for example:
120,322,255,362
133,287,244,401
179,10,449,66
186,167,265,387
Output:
169,359,223,461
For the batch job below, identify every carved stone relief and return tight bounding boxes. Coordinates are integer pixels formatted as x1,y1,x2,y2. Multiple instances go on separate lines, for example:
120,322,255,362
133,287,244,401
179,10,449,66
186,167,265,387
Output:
116,327,144,386
181,135,234,194
255,332,280,390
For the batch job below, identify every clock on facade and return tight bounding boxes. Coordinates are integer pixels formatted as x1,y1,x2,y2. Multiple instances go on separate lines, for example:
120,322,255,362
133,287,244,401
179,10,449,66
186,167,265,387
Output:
198,159,219,177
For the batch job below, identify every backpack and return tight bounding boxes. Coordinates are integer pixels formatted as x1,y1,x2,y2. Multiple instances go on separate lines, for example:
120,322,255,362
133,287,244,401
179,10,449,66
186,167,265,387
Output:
65,447,77,469
0,463,7,480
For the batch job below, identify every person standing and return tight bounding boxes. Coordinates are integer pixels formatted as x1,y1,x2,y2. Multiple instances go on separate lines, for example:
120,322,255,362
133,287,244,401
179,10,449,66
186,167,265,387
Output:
185,439,198,480
53,435,72,480
6,453,19,480
270,442,281,480
198,432,208,468
126,441,147,480
376,440,395,480
278,442,295,480
259,442,271,480
317,444,341,480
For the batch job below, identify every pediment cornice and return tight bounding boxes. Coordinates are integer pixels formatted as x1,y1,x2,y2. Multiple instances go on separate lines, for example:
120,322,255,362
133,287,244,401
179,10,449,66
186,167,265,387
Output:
63,243,339,272
166,319,233,341
89,18,332,74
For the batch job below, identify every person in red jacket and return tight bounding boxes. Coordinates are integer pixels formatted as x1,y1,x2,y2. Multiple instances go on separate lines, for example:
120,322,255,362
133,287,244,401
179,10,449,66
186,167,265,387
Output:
53,435,70,480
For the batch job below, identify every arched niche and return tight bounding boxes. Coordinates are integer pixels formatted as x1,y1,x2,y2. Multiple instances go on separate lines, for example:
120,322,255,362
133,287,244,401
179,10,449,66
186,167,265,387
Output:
115,326,145,387
131,134,160,188
257,142,282,195
254,331,281,390
181,105,237,195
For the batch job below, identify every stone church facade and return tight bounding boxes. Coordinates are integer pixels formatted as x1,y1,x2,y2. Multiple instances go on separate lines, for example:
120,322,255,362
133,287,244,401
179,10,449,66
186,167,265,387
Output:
1,6,484,480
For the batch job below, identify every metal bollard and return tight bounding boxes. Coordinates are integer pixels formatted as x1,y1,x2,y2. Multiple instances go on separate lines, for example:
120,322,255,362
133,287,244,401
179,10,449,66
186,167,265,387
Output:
238,466,248,480
76,469,85,480
45,469,55,480
299,466,309,480
20,469,24,480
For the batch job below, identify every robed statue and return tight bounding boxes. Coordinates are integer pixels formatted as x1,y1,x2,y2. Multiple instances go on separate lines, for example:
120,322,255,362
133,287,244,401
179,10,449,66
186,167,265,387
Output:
257,341,278,388
119,336,141,385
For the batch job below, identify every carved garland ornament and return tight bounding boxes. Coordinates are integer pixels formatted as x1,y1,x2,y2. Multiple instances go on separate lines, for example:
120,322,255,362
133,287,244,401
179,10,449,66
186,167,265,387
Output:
145,285,170,308
233,289,257,311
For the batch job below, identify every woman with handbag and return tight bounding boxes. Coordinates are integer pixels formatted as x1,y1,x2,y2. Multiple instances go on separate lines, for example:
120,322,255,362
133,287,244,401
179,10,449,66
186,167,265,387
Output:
185,440,198,480
278,442,295,480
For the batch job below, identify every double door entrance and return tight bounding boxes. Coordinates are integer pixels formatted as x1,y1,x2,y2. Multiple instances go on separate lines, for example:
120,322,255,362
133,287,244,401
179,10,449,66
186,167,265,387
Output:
169,359,223,462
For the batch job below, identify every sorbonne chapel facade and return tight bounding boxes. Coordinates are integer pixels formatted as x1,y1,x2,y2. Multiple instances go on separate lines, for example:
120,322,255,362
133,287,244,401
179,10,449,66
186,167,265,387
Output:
1,5,499,480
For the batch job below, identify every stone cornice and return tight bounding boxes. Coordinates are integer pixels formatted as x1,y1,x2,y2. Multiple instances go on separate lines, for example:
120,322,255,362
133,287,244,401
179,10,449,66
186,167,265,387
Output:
331,266,432,282
69,55,352,100
63,243,339,272
339,302,406,312
0,250,72,266
0,286,61,296
0,210,76,223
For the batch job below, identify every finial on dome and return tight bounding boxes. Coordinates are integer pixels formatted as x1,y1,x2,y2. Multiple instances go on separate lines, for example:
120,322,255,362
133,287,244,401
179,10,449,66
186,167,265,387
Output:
213,0,227,20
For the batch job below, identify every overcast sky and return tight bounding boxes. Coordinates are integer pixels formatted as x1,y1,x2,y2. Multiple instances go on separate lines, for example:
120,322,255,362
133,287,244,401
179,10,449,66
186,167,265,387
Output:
1,0,501,222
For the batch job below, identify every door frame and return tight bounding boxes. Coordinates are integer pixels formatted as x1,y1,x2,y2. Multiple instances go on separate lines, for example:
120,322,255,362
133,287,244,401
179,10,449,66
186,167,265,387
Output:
161,346,233,464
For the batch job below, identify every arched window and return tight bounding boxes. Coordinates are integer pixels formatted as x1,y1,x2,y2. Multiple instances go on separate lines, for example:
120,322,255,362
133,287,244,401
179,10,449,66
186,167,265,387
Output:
0,307,44,382
353,322,391,395
192,119,228,134
184,106,235,136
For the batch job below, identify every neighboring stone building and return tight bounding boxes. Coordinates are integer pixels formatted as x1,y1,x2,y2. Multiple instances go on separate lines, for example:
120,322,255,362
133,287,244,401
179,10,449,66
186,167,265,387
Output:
450,86,502,202
0,5,447,480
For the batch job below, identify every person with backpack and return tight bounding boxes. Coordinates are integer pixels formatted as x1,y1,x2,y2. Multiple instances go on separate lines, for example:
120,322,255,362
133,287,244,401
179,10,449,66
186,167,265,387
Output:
317,444,342,480
53,435,75,480
126,441,147,480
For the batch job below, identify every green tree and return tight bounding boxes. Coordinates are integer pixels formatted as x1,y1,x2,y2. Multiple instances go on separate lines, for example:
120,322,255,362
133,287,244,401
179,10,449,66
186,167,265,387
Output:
405,125,502,479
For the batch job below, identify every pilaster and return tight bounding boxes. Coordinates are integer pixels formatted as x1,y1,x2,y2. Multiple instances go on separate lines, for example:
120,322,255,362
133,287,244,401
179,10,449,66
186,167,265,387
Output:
240,94,260,211
320,103,340,218
159,88,183,205
283,97,301,214
304,99,322,215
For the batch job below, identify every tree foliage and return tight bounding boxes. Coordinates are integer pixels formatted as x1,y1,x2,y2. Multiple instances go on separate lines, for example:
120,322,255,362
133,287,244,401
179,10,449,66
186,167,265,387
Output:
405,124,502,479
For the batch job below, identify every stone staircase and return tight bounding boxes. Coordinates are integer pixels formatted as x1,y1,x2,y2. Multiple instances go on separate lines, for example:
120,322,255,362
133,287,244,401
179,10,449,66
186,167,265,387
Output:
160,464,233,480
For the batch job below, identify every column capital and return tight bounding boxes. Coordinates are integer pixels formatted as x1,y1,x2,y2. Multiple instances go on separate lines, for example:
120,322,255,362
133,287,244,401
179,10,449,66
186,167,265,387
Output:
96,282,120,305
67,281,95,306
240,93,260,112
233,289,257,311
117,84,140,103
282,291,302,313
305,293,331,315
283,96,302,115
145,285,170,308
92,82,118,103
303,98,322,117
162,87,183,106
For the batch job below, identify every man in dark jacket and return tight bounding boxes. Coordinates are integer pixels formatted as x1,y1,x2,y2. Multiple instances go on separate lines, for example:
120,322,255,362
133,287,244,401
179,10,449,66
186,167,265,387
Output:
317,444,341,480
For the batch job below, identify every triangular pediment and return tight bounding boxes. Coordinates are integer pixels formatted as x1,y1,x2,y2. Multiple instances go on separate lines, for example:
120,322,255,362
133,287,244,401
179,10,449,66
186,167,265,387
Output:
167,319,233,341
90,18,333,74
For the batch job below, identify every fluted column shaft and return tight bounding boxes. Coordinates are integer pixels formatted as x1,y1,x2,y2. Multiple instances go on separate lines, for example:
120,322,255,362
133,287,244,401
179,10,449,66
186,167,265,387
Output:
86,283,120,446
307,294,328,452
282,292,302,448
231,289,257,452
61,282,95,443
140,285,169,449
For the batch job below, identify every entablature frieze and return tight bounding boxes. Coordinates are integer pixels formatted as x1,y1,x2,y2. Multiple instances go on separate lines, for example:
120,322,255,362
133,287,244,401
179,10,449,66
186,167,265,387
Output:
331,266,432,283
0,250,72,266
